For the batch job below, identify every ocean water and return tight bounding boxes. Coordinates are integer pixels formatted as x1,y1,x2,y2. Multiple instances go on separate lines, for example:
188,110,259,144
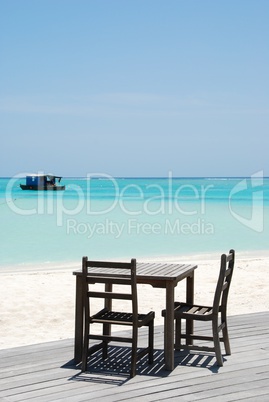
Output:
1,175,269,268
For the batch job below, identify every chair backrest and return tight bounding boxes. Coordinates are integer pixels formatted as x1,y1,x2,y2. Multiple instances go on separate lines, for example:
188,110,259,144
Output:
82,257,138,319
212,249,235,315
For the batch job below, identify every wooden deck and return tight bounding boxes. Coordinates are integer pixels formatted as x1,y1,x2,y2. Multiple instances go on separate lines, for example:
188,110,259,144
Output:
1,312,269,401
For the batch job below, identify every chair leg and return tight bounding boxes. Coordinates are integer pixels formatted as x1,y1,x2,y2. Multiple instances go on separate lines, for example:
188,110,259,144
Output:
130,328,138,378
221,309,231,355
212,320,223,366
102,341,108,359
185,318,193,346
175,318,182,350
148,321,154,364
222,320,231,355
163,316,167,353
102,322,110,359
81,335,89,372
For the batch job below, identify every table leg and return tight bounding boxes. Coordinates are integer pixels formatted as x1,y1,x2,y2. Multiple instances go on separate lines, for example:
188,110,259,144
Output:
186,272,195,345
74,275,83,363
164,281,175,371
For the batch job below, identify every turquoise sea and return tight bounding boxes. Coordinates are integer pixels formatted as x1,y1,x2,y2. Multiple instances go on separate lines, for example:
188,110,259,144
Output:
1,175,269,268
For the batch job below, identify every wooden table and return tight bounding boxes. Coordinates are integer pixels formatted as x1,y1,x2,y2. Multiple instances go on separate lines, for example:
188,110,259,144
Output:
73,262,197,371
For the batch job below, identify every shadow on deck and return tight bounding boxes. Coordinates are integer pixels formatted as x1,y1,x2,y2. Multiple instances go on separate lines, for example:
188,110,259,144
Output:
1,312,269,401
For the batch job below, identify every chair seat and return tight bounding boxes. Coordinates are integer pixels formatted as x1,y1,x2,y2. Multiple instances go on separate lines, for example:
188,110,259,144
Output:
162,302,213,320
173,302,213,321
91,309,155,326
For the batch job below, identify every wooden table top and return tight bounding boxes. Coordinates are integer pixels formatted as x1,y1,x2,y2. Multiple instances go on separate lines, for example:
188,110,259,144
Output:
73,262,197,286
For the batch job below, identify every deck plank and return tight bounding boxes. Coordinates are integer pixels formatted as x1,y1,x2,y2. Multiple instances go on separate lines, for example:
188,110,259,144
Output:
0,312,269,401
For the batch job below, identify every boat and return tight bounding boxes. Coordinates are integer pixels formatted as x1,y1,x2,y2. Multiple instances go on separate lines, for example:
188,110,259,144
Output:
20,174,65,191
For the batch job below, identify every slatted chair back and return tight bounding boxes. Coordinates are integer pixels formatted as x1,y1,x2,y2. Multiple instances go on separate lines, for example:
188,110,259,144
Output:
212,249,235,316
82,257,138,326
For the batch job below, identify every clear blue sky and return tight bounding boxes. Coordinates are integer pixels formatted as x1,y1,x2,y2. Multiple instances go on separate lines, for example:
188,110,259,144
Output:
1,0,268,177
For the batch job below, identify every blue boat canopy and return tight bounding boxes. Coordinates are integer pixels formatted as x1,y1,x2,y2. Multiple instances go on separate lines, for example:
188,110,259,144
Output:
25,174,62,186
20,173,65,191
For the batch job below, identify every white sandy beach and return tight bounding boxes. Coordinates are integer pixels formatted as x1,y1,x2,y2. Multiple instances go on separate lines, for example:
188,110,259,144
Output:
1,253,269,350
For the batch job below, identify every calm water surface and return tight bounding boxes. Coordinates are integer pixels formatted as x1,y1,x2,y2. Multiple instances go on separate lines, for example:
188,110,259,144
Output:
0,176,268,267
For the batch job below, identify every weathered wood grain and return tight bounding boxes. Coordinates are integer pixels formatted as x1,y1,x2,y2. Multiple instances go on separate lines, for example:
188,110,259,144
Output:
0,312,269,401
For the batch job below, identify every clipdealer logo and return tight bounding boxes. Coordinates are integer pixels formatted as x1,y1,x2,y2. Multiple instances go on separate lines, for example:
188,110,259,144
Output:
5,171,265,234
66,217,214,239
229,171,264,232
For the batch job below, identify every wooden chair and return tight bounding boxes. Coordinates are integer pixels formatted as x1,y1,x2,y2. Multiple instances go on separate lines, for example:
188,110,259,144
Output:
162,249,235,366
81,257,155,378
